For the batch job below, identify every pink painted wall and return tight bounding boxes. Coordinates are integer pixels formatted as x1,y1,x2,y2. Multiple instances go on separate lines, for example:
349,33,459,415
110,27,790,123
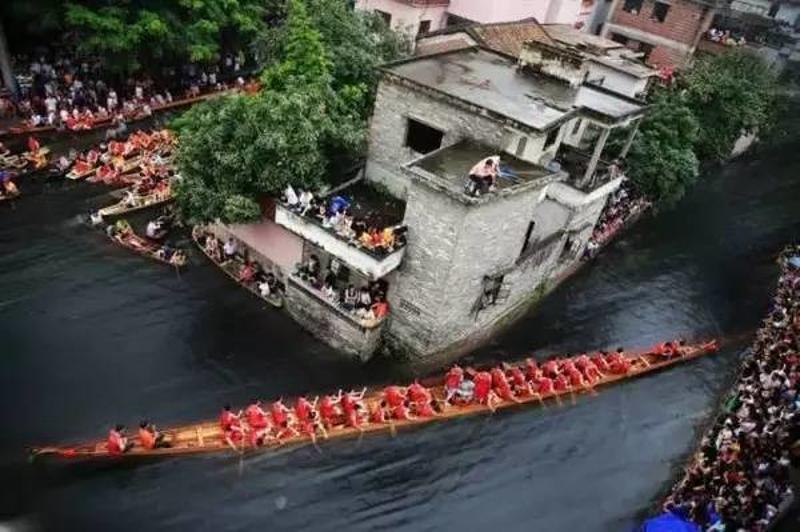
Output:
228,219,304,274
355,0,449,40
448,0,583,25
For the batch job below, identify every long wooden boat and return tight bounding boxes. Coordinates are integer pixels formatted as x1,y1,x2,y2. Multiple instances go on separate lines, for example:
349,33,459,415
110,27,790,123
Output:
97,184,174,217
30,340,718,462
2,88,238,138
192,226,284,308
108,227,186,268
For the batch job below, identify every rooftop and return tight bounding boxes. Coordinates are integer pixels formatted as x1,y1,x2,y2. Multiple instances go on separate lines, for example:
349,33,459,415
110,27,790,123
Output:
576,84,646,121
409,139,560,198
384,48,576,131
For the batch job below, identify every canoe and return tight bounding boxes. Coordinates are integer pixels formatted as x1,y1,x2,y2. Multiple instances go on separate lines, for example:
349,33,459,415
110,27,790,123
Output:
30,339,718,461
108,228,186,268
97,185,174,217
192,227,285,308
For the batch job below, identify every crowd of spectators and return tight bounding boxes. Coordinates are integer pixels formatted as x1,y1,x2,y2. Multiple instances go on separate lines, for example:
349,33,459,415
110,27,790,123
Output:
707,28,748,47
283,185,407,256
295,254,390,325
0,51,250,127
663,245,800,530
584,179,650,258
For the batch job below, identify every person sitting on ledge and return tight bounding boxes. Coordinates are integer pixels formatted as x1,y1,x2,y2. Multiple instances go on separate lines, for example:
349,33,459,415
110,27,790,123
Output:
341,284,358,311
297,255,320,284
284,184,299,209
466,155,500,197
298,190,314,216
223,238,237,261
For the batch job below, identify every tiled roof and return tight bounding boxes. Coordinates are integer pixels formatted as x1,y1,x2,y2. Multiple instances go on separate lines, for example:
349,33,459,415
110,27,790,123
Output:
471,19,556,57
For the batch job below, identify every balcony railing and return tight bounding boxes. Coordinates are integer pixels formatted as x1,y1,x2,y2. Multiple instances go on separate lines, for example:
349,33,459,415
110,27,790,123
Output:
288,275,386,330
275,204,406,280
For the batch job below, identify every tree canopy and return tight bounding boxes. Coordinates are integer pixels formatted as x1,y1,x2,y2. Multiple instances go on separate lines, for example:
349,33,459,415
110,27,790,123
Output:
60,0,271,74
174,0,369,224
626,90,700,205
683,49,779,162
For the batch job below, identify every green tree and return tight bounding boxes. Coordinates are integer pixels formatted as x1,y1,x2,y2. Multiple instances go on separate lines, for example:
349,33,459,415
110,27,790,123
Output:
63,0,268,75
626,90,700,205
683,49,779,161
174,0,364,223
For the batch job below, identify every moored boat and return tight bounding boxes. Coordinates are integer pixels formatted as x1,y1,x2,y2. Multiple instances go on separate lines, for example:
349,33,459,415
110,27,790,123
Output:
30,339,718,462
192,226,285,308
107,220,186,267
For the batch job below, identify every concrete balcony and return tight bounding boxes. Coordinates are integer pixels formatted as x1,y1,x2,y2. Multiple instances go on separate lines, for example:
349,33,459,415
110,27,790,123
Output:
275,204,406,281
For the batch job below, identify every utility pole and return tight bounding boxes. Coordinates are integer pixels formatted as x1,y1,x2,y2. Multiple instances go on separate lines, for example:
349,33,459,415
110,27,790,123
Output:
0,15,19,99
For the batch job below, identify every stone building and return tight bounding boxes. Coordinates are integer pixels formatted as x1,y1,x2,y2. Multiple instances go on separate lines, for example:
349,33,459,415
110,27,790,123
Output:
217,29,651,363
601,0,720,68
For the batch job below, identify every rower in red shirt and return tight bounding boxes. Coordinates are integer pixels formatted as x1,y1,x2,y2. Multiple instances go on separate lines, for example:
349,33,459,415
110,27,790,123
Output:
444,366,463,402
245,400,269,430
407,381,430,404
219,405,240,432
383,385,406,409
542,359,560,378
524,358,539,381
583,362,601,384
567,368,584,388
370,401,388,424
318,394,340,428
270,399,291,428
392,400,414,421
341,389,366,429
491,367,517,403
537,375,554,395
473,371,497,410
591,352,610,372
294,396,314,425
553,374,569,393
415,399,436,418
107,424,130,455
509,366,530,396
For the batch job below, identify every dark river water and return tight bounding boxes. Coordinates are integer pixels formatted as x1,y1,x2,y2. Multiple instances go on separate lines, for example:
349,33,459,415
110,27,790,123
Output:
1,127,799,532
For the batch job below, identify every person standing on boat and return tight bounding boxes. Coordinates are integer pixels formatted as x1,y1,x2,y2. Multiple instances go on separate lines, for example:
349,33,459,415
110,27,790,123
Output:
107,424,132,455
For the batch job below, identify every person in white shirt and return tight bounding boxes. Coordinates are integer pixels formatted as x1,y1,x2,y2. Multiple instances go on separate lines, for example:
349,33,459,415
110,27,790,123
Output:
45,96,57,115
223,238,237,260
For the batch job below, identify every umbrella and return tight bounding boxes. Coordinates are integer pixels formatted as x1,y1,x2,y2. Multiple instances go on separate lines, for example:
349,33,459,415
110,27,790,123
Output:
638,513,700,532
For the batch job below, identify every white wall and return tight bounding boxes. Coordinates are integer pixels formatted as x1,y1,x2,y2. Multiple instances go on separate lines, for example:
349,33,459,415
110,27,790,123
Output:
447,0,583,25
776,4,800,26
586,61,648,98
355,0,448,40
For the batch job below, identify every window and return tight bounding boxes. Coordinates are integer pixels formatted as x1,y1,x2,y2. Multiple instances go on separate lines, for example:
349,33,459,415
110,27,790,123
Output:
651,2,670,23
519,221,536,256
418,20,431,35
405,118,444,154
515,136,528,158
572,118,583,135
622,0,643,14
610,33,629,45
544,127,559,149
479,274,507,309
375,9,392,26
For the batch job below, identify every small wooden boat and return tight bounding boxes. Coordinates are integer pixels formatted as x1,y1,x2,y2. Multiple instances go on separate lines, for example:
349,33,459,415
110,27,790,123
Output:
30,340,718,462
108,225,186,267
97,183,174,217
192,226,284,308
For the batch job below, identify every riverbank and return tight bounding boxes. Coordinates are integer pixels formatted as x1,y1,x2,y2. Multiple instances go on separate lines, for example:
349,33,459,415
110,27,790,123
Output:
657,245,800,530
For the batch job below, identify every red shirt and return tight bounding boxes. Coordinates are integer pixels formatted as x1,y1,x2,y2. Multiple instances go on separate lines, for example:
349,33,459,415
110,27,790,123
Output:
245,404,268,429
416,401,435,417
295,398,312,422
345,409,360,428
341,394,356,415
319,396,337,421
107,430,124,455
271,402,288,426
445,367,463,390
370,404,386,423
537,377,554,394
474,372,492,401
553,375,569,391
384,386,405,408
220,410,237,431
392,404,411,420
407,383,429,403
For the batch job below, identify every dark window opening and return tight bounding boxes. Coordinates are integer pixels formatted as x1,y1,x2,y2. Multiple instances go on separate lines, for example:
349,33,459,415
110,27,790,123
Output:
520,221,536,256
479,274,506,309
572,118,582,135
611,33,629,45
515,136,528,157
652,2,670,23
418,20,431,35
622,0,644,14
375,10,392,26
405,118,444,154
544,127,559,149
639,42,655,61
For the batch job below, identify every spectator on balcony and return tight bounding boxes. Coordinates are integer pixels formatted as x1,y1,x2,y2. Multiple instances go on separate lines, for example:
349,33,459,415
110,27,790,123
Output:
466,155,500,196
371,296,390,320
341,284,358,311
355,286,372,310
284,184,299,210
297,255,321,284
298,189,314,216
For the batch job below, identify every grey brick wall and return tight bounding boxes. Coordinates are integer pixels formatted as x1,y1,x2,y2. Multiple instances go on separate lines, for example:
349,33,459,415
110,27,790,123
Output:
285,278,383,362
365,77,511,198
